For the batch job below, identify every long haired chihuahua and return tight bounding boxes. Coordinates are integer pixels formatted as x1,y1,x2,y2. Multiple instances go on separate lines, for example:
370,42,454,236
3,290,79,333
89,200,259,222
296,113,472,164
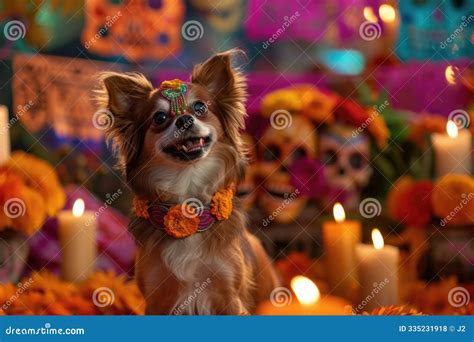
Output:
97,50,279,314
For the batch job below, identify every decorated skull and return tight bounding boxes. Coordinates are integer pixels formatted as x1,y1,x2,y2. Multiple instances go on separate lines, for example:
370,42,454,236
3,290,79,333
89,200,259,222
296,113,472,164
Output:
236,133,259,209
82,0,184,61
258,116,317,223
319,123,372,210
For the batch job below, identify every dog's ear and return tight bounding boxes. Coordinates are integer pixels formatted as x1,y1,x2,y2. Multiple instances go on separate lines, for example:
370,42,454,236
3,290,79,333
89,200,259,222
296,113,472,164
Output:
191,49,247,154
96,72,153,177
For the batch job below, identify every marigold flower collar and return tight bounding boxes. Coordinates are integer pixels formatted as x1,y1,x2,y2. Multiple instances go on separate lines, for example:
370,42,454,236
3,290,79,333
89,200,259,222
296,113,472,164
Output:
133,185,235,239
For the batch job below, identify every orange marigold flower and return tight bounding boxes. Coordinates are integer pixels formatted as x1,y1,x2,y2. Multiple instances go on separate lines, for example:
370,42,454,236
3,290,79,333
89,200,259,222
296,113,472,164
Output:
0,168,46,236
163,205,199,238
80,270,145,315
432,174,474,226
133,196,150,219
160,79,185,89
387,177,433,226
7,151,66,217
211,186,234,220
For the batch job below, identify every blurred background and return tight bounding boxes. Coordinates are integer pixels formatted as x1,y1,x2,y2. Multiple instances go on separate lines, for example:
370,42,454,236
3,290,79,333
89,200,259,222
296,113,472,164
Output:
0,0,472,316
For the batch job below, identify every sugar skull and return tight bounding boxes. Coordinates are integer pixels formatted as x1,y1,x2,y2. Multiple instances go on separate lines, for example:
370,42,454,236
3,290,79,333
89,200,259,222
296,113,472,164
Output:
258,116,317,223
319,124,372,210
82,0,184,61
236,133,259,209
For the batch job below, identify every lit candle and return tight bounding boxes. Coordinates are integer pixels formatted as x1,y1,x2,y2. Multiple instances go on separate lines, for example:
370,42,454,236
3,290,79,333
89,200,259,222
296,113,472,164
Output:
0,105,11,165
257,276,350,315
355,229,399,311
58,199,97,282
322,203,361,299
432,120,472,177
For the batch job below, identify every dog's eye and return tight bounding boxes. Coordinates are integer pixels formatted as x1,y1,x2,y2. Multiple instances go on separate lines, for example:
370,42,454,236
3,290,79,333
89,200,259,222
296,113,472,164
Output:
153,111,168,126
193,101,208,116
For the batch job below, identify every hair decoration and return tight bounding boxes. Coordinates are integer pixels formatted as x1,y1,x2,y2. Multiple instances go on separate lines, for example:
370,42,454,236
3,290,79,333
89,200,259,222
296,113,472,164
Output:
160,79,188,116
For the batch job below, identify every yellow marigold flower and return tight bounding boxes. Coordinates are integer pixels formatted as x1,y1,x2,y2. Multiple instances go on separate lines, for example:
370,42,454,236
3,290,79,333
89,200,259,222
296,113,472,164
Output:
432,174,474,226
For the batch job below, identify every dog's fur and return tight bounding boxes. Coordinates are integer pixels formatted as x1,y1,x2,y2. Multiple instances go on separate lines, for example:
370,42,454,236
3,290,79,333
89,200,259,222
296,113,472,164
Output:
97,50,279,315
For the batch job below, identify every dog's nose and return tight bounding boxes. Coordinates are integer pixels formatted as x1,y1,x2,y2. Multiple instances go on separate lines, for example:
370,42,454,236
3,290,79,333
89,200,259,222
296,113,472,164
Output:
175,115,194,130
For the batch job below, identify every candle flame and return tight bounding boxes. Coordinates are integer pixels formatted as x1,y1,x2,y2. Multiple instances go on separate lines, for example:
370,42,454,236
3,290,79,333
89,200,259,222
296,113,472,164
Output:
445,66,457,85
333,202,346,223
290,276,320,305
446,120,458,138
363,7,378,23
372,228,384,250
72,199,85,217
379,4,396,23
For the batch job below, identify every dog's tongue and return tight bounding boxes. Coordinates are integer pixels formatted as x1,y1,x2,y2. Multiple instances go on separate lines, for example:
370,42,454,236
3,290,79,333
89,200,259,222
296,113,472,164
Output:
181,138,204,152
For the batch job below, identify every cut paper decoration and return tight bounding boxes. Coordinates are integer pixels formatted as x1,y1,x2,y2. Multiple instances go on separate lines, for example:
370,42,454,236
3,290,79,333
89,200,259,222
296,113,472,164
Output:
12,53,123,141
81,0,185,61
190,0,244,34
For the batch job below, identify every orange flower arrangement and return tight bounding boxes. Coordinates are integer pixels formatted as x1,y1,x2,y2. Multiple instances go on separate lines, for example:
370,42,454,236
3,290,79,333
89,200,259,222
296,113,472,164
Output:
387,177,434,226
80,270,145,315
7,151,66,216
431,174,474,226
0,151,65,236
0,270,144,315
388,174,474,227
163,205,199,238
260,85,335,124
210,186,234,220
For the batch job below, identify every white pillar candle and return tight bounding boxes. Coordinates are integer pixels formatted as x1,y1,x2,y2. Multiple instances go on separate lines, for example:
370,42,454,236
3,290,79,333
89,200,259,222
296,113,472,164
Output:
0,105,11,165
58,199,97,282
432,121,472,178
322,203,361,300
355,229,399,311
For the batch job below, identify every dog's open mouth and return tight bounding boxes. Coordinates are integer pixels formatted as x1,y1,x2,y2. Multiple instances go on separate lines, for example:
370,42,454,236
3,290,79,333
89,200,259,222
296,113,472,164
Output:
163,135,212,161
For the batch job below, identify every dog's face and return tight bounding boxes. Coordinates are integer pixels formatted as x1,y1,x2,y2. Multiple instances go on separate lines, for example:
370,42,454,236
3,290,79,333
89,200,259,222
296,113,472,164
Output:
145,84,220,164
98,50,247,198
